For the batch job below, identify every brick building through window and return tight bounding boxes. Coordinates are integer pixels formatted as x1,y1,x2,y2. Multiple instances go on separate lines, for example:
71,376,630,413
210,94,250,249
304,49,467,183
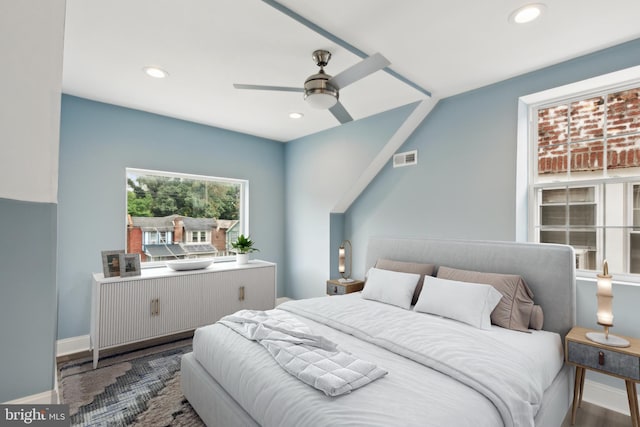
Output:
531,83,640,274
127,214,239,262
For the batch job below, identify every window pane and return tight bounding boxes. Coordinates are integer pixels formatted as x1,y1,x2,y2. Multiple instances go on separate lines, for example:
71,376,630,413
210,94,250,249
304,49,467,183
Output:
569,204,595,225
126,169,246,263
607,88,640,137
575,248,597,270
538,105,568,179
608,134,640,171
569,96,605,143
538,142,568,178
634,185,640,229
538,105,569,145
540,230,566,245
541,205,566,226
538,185,598,270
541,188,567,204
569,230,596,248
569,139,604,173
631,233,640,273
568,187,594,203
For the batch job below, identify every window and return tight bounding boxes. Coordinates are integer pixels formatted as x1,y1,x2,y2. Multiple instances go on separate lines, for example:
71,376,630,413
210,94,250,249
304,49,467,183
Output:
524,69,640,277
126,168,248,264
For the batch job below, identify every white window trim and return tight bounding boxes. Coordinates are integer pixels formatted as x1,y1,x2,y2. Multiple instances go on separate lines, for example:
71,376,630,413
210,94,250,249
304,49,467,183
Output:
516,65,640,283
126,167,249,268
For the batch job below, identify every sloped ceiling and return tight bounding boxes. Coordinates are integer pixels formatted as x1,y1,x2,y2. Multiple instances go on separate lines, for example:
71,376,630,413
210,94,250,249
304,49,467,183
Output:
62,0,640,142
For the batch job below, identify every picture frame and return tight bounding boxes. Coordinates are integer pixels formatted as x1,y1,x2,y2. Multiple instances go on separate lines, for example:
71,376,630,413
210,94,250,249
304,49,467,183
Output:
101,250,125,278
120,253,141,277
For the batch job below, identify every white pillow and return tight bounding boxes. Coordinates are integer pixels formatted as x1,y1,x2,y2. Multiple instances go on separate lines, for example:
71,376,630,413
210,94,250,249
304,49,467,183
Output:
414,276,503,329
361,267,420,310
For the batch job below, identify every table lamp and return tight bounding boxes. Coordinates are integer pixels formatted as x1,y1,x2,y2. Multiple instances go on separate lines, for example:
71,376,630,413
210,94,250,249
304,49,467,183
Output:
338,240,353,283
585,260,630,347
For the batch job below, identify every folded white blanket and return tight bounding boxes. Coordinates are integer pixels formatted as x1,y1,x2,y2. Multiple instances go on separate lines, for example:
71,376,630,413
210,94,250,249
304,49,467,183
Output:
219,309,387,396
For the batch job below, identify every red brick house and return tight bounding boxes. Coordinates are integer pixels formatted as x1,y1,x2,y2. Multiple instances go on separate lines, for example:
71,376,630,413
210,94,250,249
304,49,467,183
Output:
127,214,239,261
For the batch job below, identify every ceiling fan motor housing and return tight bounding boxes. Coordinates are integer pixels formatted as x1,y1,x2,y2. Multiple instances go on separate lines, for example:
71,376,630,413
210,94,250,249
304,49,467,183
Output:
304,70,338,108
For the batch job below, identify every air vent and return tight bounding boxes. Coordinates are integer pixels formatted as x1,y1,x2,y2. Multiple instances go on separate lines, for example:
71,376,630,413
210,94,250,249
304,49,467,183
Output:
393,150,418,168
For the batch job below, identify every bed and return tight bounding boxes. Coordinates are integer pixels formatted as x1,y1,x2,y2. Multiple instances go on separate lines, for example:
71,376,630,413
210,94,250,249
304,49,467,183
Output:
181,237,576,426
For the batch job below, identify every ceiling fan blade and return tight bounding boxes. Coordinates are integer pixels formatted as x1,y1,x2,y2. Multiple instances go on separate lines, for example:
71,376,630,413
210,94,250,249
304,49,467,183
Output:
329,101,353,124
233,83,304,93
329,53,391,90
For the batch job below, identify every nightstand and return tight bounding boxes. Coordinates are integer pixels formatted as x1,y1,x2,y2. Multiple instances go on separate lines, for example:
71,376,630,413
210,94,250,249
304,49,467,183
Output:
565,326,640,426
326,279,364,296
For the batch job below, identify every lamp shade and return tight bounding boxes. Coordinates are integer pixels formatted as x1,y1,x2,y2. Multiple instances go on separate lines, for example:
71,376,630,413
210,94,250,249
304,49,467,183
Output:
595,266,613,326
585,260,630,347
338,240,352,280
338,246,346,274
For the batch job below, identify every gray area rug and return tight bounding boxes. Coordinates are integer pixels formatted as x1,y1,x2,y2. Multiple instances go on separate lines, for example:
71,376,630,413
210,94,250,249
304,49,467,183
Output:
58,339,205,427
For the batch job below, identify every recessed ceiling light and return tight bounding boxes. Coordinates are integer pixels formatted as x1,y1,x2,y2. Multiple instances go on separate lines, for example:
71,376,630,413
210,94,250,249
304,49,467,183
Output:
143,66,169,79
509,3,546,24
289,112,304,119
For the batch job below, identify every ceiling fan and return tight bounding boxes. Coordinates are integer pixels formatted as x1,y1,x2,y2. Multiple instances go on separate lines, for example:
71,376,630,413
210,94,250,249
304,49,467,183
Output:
233,49,390,124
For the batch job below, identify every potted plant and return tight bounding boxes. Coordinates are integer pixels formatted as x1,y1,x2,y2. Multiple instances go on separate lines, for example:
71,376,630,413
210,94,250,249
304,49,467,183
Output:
231,234,259,265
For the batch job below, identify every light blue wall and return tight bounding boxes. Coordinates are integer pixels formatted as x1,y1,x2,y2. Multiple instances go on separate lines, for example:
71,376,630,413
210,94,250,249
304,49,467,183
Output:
284,103,418,299
58,95,286,339
343,38,640,391
0,198,57,402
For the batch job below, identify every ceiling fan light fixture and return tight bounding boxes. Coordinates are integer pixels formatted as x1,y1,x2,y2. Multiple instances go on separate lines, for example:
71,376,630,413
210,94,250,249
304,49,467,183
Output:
305,90,338,109
509,3,546,24
304,70,338,109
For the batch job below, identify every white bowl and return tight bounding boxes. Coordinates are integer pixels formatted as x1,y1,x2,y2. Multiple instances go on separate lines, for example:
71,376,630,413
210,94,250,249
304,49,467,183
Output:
165,258,214,271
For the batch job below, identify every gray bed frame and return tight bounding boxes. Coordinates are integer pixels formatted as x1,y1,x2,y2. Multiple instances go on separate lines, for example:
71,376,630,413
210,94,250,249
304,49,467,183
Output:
182,237,577,426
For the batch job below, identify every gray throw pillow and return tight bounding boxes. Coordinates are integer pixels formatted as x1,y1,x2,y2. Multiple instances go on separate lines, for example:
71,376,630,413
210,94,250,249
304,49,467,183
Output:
436,266,540,332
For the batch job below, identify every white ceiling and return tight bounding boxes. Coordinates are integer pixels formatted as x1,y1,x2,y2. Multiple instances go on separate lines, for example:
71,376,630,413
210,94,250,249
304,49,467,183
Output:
62,0,640,142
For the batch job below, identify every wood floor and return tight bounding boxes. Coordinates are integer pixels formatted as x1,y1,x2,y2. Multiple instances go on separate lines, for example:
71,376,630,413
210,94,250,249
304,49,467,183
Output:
561,401,632,427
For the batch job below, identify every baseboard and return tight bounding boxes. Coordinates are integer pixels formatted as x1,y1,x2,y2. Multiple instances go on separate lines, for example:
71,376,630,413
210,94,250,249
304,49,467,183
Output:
5,390,56,405
583,379,637,415
56,334,90,357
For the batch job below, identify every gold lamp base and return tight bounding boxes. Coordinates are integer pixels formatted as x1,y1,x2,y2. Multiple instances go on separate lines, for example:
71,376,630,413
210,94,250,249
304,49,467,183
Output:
586,326,630,348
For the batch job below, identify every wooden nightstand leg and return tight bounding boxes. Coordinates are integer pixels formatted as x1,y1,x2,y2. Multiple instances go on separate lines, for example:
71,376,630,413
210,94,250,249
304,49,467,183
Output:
626,381,639,427
578,366,585,408
571,367,585,425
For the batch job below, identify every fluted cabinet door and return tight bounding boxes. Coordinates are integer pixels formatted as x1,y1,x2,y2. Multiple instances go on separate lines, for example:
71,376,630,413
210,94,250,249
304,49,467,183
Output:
152,276,202,337
99,279,157,348
199,265,276,326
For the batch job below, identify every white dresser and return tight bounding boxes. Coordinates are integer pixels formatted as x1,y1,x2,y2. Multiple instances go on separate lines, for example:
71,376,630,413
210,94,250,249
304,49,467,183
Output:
91,260,276,368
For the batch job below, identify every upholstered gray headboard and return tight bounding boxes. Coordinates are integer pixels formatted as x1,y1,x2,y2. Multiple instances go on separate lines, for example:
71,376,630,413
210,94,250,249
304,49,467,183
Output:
365,237,576,338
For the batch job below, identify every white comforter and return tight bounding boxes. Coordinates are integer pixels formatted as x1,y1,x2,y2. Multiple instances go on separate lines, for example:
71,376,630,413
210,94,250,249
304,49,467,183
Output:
279,296,547,427
219,309,387,396
192,294,563,427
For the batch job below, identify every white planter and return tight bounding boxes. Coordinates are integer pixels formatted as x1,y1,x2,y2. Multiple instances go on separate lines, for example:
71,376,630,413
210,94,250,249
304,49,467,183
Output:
236,253,249,265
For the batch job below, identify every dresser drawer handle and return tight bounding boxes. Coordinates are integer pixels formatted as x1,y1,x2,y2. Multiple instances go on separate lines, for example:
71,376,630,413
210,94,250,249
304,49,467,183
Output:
598,351,605,366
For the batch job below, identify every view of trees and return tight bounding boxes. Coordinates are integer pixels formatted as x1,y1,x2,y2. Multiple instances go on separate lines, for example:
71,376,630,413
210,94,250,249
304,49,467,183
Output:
127,174,240,219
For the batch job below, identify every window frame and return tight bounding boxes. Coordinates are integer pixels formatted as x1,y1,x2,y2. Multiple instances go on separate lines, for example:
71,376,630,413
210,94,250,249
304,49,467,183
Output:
126,167,249,268
517,65,640,282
